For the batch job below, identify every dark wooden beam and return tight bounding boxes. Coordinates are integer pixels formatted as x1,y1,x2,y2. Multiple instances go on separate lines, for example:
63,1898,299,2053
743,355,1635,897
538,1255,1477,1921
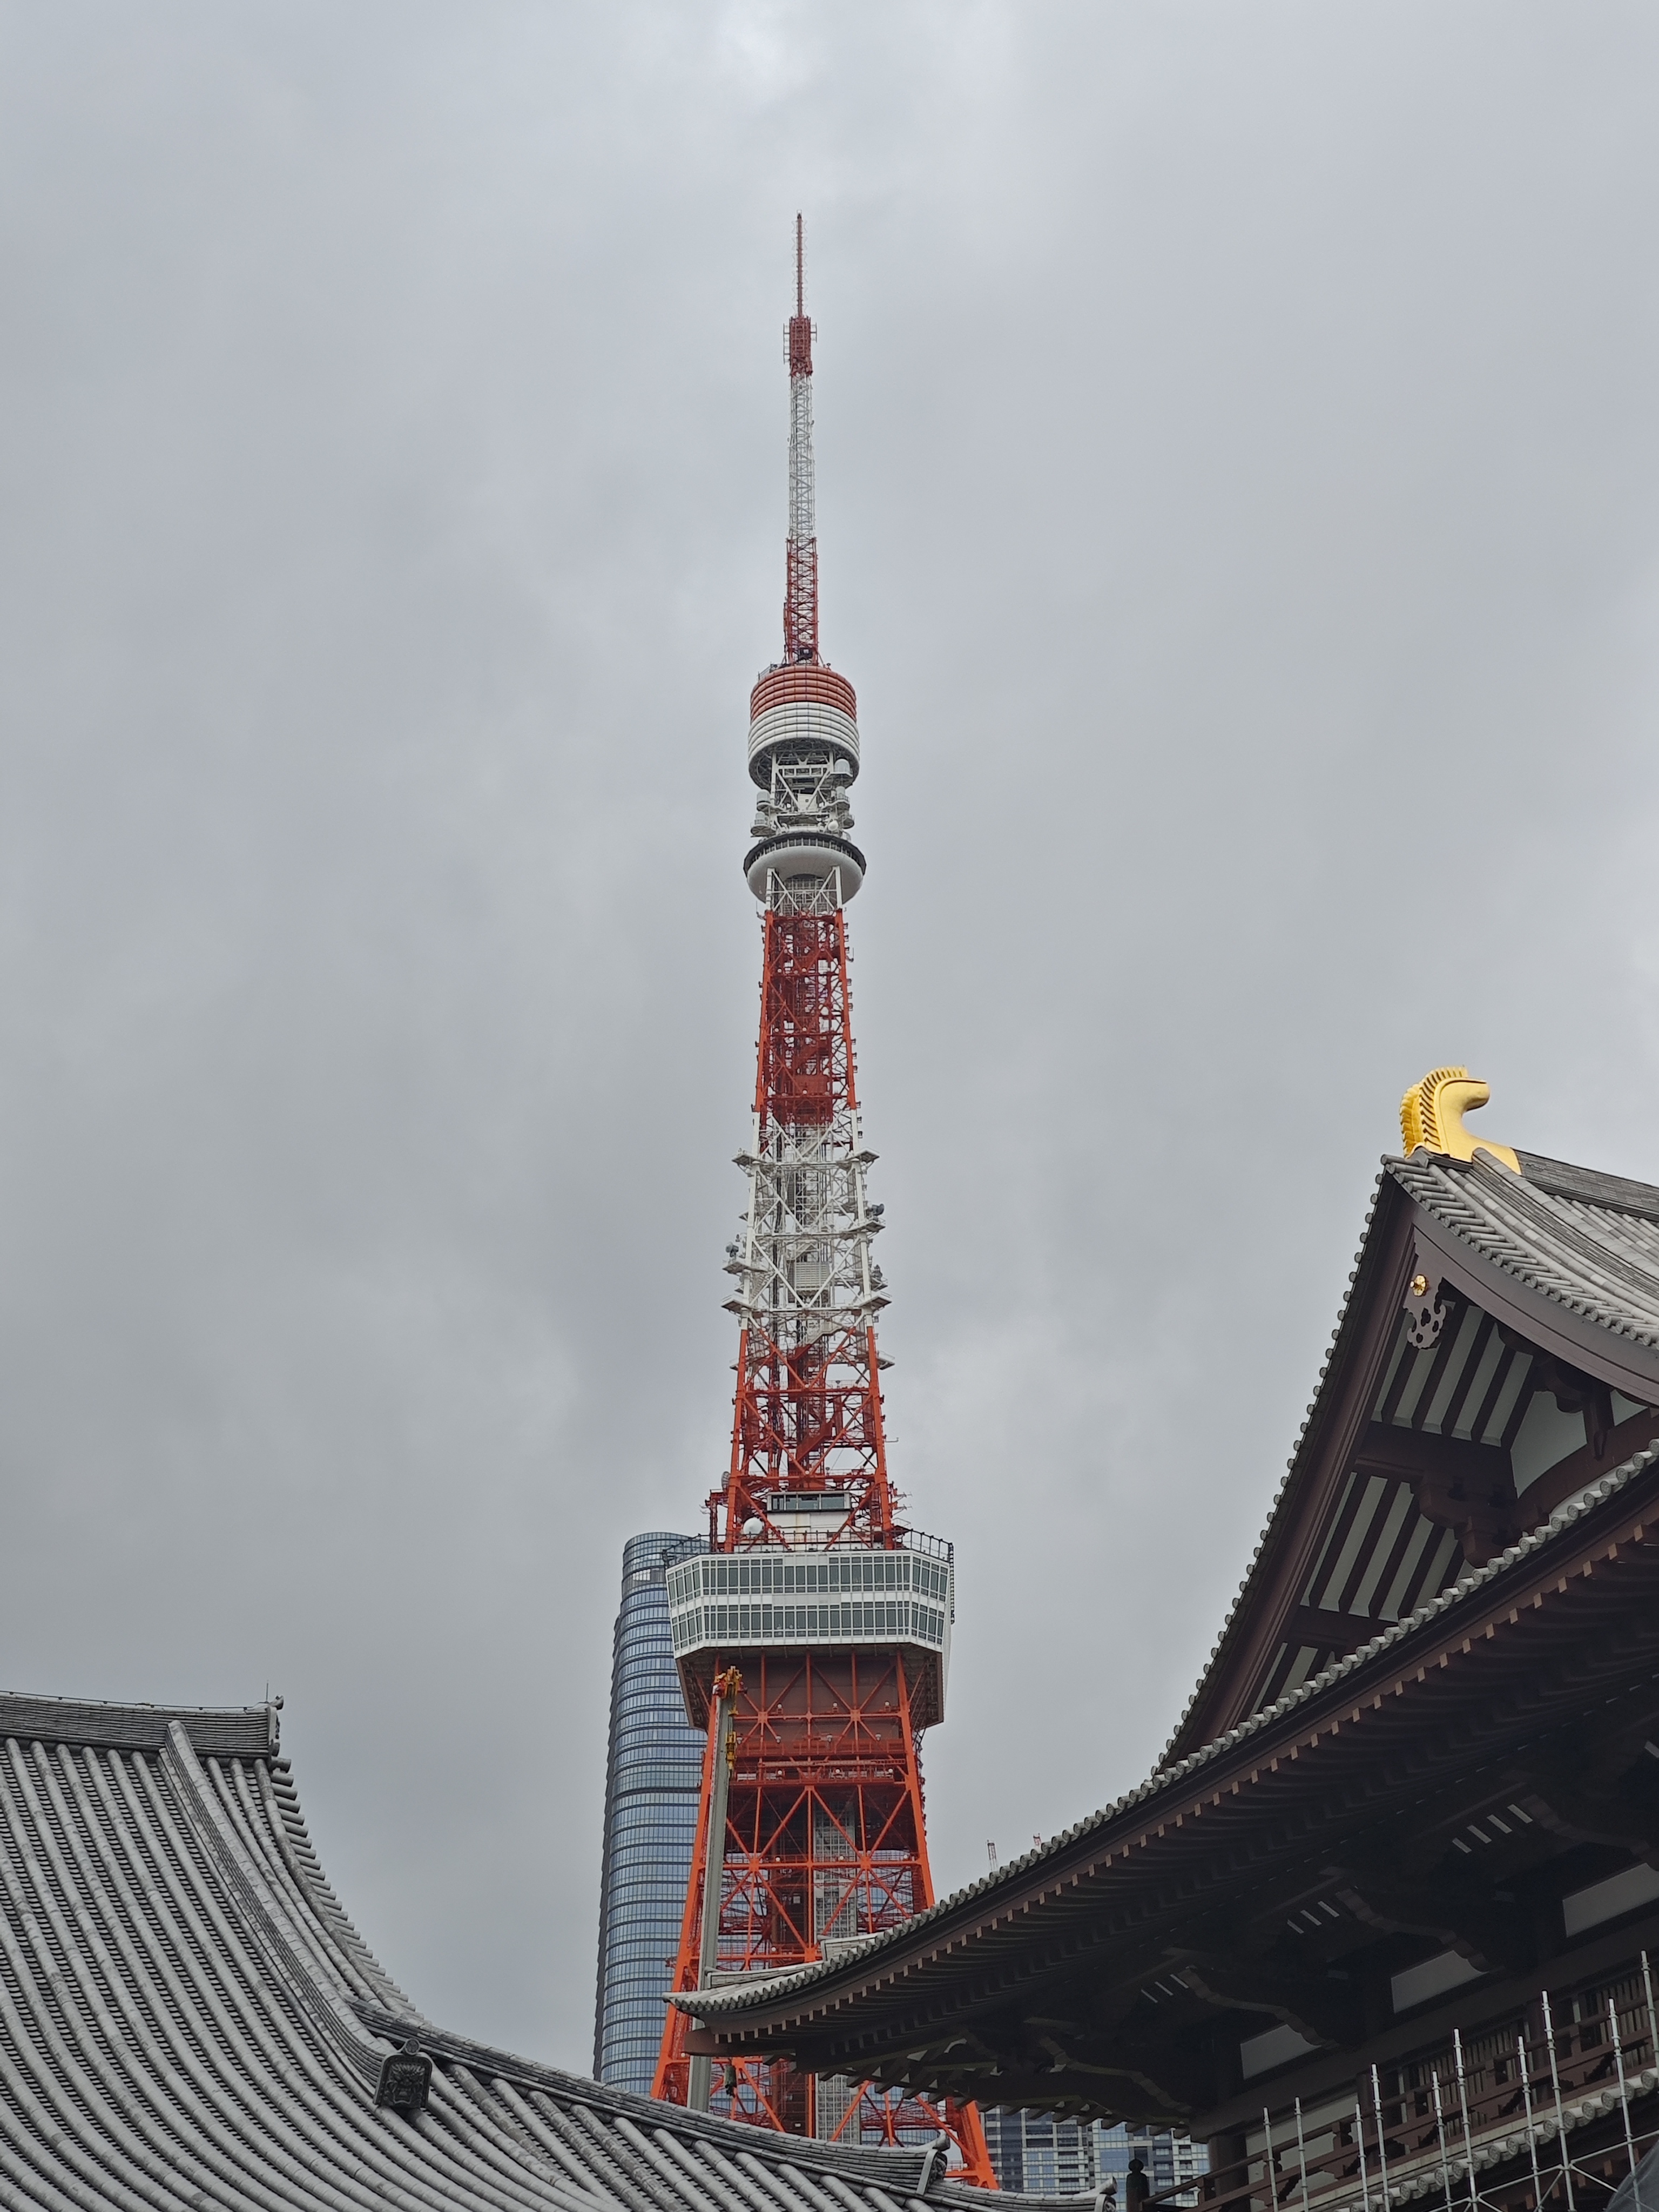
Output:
1328,1864,1534,1975
1519,1407,1659,1531
1351,1426,1513,1485
1279,1605,1382,1658
1353,1421,1523,1566
1197,1903,1659,2139
1522,1773,1659,1862
1176,1955,1363,2045
840,2000,1210,2123
1005,2022,1213,2119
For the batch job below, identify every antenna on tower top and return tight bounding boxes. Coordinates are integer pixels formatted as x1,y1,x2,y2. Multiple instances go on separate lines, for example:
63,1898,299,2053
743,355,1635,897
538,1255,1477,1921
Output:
784,217,818,662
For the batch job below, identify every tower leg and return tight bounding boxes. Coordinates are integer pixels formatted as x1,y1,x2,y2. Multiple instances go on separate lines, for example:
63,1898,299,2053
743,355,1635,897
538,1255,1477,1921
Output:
654,1658,995,2186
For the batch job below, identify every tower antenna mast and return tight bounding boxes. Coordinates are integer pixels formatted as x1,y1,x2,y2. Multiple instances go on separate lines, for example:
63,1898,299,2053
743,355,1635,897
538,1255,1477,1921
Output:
784,212,818,665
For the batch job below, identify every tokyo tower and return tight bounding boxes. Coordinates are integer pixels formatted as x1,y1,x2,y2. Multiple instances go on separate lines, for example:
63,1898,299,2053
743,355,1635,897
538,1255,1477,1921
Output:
650,224,992,2184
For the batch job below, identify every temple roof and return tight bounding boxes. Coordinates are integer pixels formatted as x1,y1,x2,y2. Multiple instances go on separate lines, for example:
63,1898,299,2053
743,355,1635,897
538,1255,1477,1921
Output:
0,1690,1016,2210
1167,1146,1659,1760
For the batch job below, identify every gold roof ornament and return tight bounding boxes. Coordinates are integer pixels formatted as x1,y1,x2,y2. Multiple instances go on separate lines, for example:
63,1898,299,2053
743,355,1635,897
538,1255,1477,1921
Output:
1399,1066,1521,1174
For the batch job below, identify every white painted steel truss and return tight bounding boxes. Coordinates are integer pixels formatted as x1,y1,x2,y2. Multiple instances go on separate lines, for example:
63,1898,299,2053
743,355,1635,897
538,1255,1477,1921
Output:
724,1115,886,1350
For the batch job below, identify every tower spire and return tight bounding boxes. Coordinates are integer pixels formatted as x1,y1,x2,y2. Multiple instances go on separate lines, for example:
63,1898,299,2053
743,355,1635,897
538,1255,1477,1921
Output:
784,214,818,665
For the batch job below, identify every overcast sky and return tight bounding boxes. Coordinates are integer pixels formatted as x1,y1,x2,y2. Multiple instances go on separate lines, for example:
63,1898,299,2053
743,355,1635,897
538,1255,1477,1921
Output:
3,0,1658,2076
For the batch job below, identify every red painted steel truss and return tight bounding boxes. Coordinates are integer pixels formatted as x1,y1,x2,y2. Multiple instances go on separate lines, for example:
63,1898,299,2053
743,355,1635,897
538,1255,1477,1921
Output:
653,1656,989,2171
784,533,818,668
727,910,892,1546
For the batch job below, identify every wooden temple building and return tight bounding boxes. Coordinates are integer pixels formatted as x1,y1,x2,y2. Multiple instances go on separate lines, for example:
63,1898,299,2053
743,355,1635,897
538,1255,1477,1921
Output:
679,1070,1659,2212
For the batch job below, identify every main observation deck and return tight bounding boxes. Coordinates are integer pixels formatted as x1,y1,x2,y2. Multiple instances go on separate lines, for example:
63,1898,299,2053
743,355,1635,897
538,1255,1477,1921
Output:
666,1530,954,1731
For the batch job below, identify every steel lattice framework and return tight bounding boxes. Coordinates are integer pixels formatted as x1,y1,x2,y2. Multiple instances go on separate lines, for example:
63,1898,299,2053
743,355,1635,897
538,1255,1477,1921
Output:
730,908,890,1545
650,224,992,2187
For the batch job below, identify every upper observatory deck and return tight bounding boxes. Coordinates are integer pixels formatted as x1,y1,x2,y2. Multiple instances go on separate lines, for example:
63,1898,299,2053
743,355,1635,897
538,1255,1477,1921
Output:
746,664,860,783
743,664,866,902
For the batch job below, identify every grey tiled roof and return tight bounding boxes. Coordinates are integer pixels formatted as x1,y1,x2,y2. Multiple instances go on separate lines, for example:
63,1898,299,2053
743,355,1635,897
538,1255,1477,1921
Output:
1159,1145,1659,1766
0,1695,1014,2210
1402,1148,1659,1350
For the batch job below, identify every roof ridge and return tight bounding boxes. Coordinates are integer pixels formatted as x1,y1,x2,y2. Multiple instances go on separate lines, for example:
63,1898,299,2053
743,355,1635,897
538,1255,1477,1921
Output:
0,1689,278,1757
1395,1154,1659,1380
1517,1150,1659,1222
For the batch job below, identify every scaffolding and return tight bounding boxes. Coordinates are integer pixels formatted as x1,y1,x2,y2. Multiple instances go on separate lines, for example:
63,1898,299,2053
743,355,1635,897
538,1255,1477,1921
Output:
1188,1960,1659,2212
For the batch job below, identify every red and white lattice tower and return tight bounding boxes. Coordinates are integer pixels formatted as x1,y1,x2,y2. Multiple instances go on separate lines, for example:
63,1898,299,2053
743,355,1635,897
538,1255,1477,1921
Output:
651,222,993,2184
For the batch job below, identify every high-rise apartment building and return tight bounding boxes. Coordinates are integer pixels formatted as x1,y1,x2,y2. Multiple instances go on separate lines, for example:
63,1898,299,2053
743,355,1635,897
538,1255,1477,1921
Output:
592,1531,706,2093
979,2112,1206,2202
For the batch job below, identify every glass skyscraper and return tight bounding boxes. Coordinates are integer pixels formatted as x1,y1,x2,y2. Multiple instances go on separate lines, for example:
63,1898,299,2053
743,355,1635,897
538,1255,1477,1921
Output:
980,2112,1206,2201
593,1530,707,2092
